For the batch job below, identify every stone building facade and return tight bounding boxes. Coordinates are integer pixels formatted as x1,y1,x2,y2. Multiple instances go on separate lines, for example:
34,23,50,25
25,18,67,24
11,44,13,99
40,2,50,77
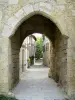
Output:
20,35,36,75
0,0,75,97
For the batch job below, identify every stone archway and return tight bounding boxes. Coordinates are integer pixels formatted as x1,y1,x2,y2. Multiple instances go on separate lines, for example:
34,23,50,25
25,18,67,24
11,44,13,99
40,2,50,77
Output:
8,14,68,94
0,2,75,96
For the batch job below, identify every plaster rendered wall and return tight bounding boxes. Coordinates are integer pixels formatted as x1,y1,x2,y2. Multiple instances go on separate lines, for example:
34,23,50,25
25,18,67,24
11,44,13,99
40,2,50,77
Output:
29,36,36,58
19,38,28,75
43,37,50,67
19,35,36,78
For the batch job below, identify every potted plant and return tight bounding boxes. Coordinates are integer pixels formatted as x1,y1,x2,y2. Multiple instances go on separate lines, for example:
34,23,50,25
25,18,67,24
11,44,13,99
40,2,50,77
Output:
27,58,30,68
30,56,34,65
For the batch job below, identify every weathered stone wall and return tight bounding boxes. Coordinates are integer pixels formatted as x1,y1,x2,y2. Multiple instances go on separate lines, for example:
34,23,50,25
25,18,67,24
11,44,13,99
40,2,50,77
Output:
8,29,21,90
67,37,75,95
49,41,56,78
48,40,54,77
0,37,9,93
48,28,68,93
54,29,68,93
0,0,75,96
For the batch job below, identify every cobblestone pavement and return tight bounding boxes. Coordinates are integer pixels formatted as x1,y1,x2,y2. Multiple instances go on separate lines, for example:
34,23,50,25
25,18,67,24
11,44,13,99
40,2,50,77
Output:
12,64,67,100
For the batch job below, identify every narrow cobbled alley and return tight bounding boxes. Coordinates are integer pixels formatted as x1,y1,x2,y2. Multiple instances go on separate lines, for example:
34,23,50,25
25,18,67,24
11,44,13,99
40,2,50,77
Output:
12,61,67,100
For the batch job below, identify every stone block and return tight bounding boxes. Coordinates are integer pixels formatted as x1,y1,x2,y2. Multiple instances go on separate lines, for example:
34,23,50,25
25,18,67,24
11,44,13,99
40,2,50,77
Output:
23,4,34,15
7,16,19,28
71,10,75,16
2,25,13,37
40,2,52,11
15,8,25,21
0,11,2,21
33,3,40,12
55,5,65,10
8,0,18,4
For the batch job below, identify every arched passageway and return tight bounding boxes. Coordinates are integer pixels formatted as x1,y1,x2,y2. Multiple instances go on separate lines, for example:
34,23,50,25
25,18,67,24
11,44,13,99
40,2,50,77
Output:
1,1,75,97
8,14,68,95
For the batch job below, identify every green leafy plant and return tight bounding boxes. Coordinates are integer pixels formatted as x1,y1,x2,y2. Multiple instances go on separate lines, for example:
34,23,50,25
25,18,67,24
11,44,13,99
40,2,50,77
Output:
35,37,43,59
30,56,34,65
27,58,30,63
0,95,18,100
